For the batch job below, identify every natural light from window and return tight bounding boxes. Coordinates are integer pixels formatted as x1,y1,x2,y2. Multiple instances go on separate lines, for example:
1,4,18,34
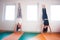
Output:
5,5,15,21
27,5,38,21
50,5,60,21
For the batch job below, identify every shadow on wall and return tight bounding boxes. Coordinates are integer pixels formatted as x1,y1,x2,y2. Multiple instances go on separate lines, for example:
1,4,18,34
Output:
57,26,60,32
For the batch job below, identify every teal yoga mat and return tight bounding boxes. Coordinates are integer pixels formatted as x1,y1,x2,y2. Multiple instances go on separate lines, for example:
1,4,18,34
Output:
19,32,39,40
0,32,13,40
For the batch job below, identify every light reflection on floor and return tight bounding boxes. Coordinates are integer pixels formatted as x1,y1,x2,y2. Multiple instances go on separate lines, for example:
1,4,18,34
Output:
28,37,38,40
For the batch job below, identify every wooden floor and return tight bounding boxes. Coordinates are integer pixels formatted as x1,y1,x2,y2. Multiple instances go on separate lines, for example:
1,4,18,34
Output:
2,32,60,40
43,33,60,40
34,33,60,40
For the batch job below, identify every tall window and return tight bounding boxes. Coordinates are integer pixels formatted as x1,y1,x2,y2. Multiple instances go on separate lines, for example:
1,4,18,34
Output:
27,5,38,21
50,5,60,21
5,5,15,21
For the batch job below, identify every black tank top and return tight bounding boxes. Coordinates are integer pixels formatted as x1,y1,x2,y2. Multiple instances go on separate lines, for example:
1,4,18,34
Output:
16,25,20,31
43,27,48,32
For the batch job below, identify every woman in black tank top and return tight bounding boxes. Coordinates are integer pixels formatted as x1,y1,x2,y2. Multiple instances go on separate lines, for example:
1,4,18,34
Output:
16,23,21,31
43,20,49,32
14,23,21,32
43,20,51,32
16,25,20,31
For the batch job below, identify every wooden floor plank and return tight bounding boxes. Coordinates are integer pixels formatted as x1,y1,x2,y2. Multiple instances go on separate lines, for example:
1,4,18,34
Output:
32,33,60,40
42,33,60,40
33,33,46,40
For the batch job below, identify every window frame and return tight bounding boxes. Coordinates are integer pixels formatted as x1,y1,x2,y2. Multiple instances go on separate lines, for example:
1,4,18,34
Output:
50,5,60,21
3,4,16,21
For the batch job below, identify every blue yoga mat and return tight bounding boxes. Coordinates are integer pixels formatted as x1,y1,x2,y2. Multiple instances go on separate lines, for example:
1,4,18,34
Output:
0,32,13,40
19,32,39,40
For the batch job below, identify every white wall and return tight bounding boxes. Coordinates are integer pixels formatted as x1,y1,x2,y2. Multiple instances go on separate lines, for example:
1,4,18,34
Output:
45,0,60,32
0,0,60,32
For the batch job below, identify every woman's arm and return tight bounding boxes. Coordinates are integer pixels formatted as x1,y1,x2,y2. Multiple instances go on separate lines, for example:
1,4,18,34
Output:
14,24,17,32
48,25,52,32
41,24,44,33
